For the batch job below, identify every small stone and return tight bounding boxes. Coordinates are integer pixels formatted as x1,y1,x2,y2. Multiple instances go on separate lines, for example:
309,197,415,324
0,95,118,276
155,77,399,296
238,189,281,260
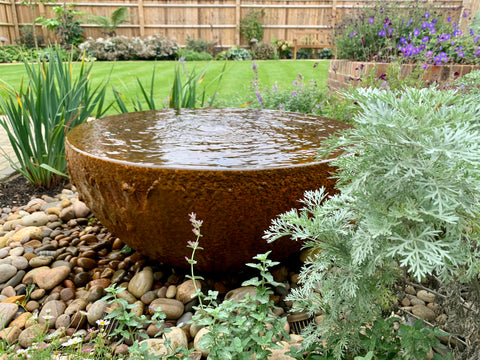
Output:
25,301,39,312
157,286,167,298
436,313,448,325
194,327,210,357
166,285,177,299
73,201,90,218
9,312,32,329
0,286,15,298
416,290,435,303
138,339,168,357
405,285,417,295
76,257,97,270
30,288,46,300
176,312,193,327
38,300,66,329
60,288,75,302
225,286,257,301
20,212,49,227
70,311,87,329
87,300,107,325
11,256,28,270
128,267,154,299
59,206,75,222
408,296,425,306
140,290,156,305
55,314,71,329
65,298,88,316
35,266,71,290
9,247,24,257
86,285,105,303
29,256,54,268
176,280,201,304
412,304,436,322
149,298,184,320
73,272,91,287
0,303,18,329
114,343,129,356
400,297,411,307
164,326,188,352
0,264,17,283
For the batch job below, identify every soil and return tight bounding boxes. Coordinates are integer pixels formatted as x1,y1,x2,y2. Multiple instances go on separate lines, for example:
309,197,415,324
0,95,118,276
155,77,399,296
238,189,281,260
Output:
0,173,71,208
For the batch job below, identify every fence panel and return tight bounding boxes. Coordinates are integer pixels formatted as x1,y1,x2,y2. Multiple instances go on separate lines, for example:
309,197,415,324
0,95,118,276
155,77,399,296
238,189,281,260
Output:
0,0,467,48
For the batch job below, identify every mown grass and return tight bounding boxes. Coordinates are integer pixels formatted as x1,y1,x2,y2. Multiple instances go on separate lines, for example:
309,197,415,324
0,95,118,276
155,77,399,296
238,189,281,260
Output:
0,60,329,114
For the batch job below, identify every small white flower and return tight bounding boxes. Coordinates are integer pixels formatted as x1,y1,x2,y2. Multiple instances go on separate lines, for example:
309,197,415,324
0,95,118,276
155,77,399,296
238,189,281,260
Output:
96,319,110,326
43,315,54,321
61,336,83,347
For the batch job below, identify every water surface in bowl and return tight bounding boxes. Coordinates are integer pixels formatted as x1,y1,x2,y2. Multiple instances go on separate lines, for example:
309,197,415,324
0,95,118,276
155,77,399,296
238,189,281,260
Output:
71,108,346,169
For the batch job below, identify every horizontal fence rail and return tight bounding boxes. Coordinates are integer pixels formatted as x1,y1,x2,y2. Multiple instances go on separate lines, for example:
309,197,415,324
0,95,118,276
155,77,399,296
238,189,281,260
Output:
0,0,473,48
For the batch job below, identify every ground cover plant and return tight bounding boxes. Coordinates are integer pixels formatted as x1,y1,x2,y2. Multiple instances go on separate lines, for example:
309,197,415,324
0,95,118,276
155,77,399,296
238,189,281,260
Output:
264,86,480,359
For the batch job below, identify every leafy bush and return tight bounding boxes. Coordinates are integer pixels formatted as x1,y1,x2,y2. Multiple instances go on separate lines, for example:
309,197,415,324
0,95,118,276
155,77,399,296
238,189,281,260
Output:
273,39,293,59
252,41,277,60
37,3,84,48
79,35,178,61
83,6,131,37
316,47,332,59
177,48,213,61
14,25,45,48
185,35,215,54
240,9,265,43
0,49,109,187
225,46,253,60
265,87,480,358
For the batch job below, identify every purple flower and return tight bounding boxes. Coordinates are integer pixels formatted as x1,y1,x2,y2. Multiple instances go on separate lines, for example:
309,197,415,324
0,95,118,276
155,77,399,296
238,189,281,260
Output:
453,29,463,37
430,29,436,35
438,33,451,42
422,22,428,29
291,91,297,97
422,36,430,43
421,64,428,69
463,12,468,18
458,52,464,58
388,27,394,34
475,47,480,57
400,37,407,44
474,35,480,43
470,29,475,36
378,30,386,37
413,29,420,36
369,17,374,24
424,12,430,18
349,31,357,38
313,62,318,68
426,50,433,57
428,22,435,30
432,18,438,24
447,16,452,22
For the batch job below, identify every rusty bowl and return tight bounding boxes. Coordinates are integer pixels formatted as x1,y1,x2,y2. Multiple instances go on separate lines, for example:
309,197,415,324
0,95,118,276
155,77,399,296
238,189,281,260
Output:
65,108,349,272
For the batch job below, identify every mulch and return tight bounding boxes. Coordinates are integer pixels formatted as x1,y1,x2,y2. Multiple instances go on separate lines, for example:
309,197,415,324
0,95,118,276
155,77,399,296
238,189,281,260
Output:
0,173,71,208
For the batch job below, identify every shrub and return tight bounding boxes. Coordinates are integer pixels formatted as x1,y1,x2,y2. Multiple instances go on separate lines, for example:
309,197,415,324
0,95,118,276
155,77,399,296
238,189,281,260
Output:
273,39,293,59
240,9,265,43
15,25,45,48
265,87,480,358
252,41,277,60
225,46,252,60
0,49,110,187
37,3,84,48
79,35,178,61
177,48,213,61
185,35,215,54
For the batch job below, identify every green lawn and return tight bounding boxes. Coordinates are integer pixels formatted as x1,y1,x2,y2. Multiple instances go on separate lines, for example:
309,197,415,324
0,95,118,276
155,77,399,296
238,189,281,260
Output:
0,60,329,114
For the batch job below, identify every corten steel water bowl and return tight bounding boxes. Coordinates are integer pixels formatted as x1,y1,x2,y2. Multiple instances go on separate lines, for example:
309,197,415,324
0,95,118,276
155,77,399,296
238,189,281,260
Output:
65,108,350,272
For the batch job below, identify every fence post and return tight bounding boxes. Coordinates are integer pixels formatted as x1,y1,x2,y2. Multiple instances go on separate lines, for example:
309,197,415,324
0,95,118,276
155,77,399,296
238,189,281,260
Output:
10,0,20,41
38,2,48,42
138,0,145,37
235,0,241,46
331,0,337,45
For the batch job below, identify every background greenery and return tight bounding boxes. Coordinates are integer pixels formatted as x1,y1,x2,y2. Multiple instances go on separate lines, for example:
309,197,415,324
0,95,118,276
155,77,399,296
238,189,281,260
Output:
0,60,329,113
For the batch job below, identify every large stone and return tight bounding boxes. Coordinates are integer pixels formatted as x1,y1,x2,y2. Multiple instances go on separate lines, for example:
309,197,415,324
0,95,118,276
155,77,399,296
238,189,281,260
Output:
138,339,168,357
128,267,154,298
194,327,211,358
87,300,107,325
0,303,18,329
10,227,44,243
0,264,17,283
18,324,46,348
416,290,436,303
164,326,188,352
0,325,21,344
176,280,201,304
34,266,71,290
148,298,184,320
72,200,90,218
225,286,257,301
20,212,49,227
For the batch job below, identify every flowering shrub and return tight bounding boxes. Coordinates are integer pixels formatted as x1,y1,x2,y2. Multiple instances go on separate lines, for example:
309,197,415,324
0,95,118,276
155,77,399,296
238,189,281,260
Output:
252,41,277,60
79,35,178,61
273,39,293,59
334,1,480,65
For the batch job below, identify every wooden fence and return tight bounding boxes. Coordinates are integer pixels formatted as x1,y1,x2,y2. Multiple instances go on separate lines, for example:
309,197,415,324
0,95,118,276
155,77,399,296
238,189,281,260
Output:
0,0,472,48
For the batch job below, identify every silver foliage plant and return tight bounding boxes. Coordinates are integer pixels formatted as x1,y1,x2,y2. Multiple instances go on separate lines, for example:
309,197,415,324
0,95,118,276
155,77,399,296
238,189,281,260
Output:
264,87,480,357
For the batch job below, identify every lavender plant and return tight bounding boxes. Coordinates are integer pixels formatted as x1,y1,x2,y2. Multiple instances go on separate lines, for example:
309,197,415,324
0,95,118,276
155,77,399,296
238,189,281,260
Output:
264,87,480,358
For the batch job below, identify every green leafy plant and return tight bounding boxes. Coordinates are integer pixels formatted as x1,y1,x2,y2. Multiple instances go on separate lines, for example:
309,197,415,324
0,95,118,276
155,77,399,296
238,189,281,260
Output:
240,9,265,43
252,41,277,60
168,59,225,109
264,87,480,358
185,35,215,54
37,3,84,48
84,6,130,37
177,48,213,61
0,49,109,187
